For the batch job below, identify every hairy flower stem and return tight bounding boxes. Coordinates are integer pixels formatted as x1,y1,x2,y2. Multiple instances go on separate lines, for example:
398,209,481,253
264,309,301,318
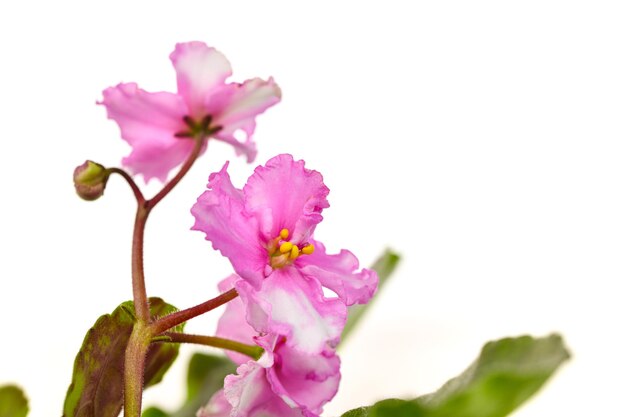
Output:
149,288,239,335
124,323,151,417
127,136,206,323
161,332,264,360
122,289,238,417
147,136,206,209
107,168,146,204
123,136,207,417
131,204,151,323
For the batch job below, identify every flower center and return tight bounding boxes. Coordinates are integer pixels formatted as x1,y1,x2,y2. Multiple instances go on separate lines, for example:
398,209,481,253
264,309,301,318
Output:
174,115,222,139
268,228,315,269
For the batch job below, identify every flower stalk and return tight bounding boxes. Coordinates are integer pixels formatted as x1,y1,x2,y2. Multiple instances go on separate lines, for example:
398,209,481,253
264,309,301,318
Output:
161,332,263,360
124,136,206,325
149,288,238,335
147,135,205,209
123,136,210,417
107,168,146,204
130,204,151,323
124,323,151,417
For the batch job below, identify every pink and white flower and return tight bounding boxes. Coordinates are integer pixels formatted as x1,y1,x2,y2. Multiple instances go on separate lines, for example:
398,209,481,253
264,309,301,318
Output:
100,41,281,182
197,276,341,417
199,345,339,417
222,341,340,417
191,154,378,354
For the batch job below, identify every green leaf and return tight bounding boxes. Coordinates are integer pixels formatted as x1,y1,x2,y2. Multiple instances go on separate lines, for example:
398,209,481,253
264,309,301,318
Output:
343,249,400,340
141,407,168,417
0,385,28,417
340,334,570,417
341,399,428,417
142,352,236,417
63,298,184,417
185,353,234,403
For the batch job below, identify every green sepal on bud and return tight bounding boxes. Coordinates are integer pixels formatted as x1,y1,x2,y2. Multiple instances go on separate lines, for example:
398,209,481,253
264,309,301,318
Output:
73,160,109,201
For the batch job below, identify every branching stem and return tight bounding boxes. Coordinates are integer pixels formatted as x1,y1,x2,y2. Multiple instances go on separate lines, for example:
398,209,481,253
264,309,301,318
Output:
123,136,208,417
147,136,205,209
107,168,146,204
149,288,239,335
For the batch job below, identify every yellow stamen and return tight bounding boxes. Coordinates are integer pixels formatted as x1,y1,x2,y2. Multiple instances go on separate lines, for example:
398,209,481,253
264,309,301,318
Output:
301,244,315,255
290,245,300,259
279,228,289,239
279,242,293,253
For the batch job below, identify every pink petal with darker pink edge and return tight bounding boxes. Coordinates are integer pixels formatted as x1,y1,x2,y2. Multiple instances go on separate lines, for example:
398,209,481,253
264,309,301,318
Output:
266,341,340,416
216,275,261,365
191,154,379,355
243,154,329,243
297,240,379,306
100,83,189,182
170,41,232,117
235,268,346,355
224,361,306,417
213,77,281,163
100,41,281,183
191,162,267,288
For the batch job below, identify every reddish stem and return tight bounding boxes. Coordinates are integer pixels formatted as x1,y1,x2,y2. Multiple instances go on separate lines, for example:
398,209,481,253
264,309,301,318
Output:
124,323,151,417
122,136,208,416
149,288,239,335
107,168,146,204
131,204,151,323
147,136,205,209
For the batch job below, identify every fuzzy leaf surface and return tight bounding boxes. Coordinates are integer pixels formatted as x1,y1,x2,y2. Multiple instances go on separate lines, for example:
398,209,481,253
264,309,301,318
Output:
340,334,569,417
63,298,184,417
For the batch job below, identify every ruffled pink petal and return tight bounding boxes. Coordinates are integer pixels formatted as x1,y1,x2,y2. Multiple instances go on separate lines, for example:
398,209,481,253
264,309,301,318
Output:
224,362,305,417
214,77,281,144
191,163,267,288
100,82,191,182
197,390,231,417
214,78,281,127
243,154,330,244
235,268,346,355
266,342,340,415
297,240,379,306
210,77,280,163
216,275,260,365
170,41,232,117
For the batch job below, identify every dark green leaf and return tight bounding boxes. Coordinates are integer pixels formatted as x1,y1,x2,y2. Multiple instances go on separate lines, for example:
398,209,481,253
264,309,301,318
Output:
143,353,236,417
141,407,168,417
63,298,184,417
340,334,569,417
0,385,28,417
343,249,400,340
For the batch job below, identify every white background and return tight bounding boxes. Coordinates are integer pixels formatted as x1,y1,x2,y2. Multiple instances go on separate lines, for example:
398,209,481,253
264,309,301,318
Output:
1,1,625,416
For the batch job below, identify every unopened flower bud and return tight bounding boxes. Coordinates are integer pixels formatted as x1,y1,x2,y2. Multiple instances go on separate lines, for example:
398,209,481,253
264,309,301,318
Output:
73,161,109,201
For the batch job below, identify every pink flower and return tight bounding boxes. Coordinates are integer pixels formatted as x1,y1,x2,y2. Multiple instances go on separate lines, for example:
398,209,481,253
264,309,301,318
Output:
197,390,231,417
197,276,340,417
191,154,378,354
100,41,281,182
223,342,340,417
